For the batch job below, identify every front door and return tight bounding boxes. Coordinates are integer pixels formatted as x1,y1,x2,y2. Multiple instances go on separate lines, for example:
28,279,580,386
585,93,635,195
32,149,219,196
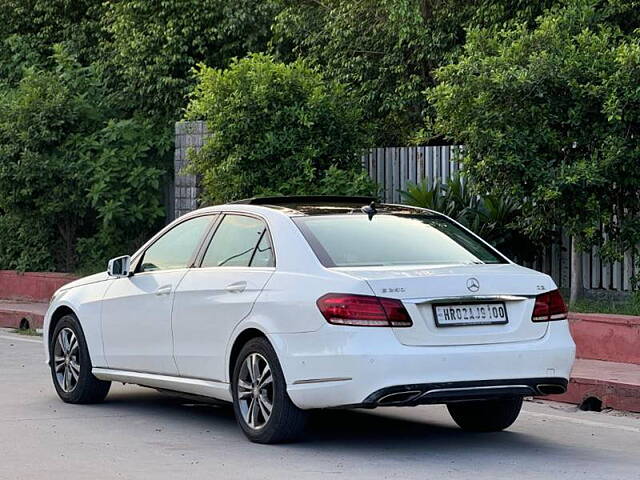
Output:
101,214,214,374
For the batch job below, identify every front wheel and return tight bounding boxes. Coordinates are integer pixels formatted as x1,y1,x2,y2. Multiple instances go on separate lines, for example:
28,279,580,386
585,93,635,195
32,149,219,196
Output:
447,397,523,432
231,337,308,443
50,314,111,404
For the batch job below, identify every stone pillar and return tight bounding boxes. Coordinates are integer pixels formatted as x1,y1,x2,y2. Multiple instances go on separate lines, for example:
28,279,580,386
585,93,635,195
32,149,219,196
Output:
174,121,207,219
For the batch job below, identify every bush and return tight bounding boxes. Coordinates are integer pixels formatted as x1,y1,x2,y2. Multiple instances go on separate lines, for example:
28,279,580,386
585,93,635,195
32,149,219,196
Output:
185,54,375,204
76,118,168,273
0,50,167,272
0,213,55,271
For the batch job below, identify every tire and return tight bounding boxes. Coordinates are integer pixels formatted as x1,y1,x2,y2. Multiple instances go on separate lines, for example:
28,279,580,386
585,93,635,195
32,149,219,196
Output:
447,397,523,432
231,337,308,444
49,314,111,404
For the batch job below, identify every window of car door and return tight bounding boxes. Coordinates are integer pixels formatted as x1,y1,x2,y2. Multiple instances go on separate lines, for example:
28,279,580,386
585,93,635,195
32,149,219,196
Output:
137,215,214,273
200,214,275,268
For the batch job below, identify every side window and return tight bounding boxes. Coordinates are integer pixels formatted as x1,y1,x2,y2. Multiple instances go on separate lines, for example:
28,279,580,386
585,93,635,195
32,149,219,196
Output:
201,215,274,268
251,231,275,267
140,215,212,272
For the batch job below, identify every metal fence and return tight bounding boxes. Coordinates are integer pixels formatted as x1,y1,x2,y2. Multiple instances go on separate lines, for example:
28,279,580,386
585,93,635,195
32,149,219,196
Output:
174,123,636,293
362,146,463,203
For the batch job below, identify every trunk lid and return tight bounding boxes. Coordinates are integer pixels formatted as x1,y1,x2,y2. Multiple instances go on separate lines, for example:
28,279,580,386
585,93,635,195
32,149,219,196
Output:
334,263,553,346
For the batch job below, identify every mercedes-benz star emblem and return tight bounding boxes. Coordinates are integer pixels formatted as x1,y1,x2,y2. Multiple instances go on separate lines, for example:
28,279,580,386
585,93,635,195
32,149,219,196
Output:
466,277,480,292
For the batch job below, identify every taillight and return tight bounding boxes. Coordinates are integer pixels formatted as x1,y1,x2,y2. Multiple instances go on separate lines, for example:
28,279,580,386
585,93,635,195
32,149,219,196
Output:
316,293,412,327
532,289,568,322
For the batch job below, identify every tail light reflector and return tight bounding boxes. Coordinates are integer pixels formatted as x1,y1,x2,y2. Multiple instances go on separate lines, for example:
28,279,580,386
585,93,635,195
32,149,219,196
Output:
317,293,412,327
532,289,568,322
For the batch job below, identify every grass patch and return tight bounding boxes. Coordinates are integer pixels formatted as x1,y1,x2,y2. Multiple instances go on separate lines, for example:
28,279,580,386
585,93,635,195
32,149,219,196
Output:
570,297,640,316
12,328,42,337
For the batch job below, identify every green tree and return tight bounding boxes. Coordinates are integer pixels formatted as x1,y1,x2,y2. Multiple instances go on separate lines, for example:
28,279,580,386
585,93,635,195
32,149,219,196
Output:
272,0,558,145
0,0,105,84
0,50,166,272
185,54,375,204
105,0,281,121
429,0,640,302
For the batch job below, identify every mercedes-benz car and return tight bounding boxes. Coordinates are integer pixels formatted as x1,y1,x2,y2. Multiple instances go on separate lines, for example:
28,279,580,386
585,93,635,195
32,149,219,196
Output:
44,196,575,443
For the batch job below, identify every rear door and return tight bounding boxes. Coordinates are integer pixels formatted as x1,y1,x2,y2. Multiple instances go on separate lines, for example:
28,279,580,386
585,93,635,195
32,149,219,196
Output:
172,213,275,382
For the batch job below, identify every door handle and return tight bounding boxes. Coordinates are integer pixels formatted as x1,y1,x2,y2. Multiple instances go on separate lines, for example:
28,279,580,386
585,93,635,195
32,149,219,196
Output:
155,285,172,296
225,281,247,293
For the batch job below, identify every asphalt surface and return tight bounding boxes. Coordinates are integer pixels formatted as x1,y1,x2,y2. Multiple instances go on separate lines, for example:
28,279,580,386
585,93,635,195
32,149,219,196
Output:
1,329,639,480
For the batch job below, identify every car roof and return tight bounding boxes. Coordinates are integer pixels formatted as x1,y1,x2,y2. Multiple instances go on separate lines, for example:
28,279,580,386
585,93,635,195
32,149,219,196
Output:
218,196,440,217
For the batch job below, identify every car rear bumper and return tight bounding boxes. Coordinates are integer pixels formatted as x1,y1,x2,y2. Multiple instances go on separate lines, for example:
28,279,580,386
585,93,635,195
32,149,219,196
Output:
269,321,575,410
360,377,568,407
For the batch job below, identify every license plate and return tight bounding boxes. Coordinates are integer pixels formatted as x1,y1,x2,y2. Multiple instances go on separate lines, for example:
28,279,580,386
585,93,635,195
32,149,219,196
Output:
432,302,508,327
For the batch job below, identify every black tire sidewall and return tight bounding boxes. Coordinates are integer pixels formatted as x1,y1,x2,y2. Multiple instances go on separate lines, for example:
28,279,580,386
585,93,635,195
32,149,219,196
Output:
231,338,293,443
49,314,99,403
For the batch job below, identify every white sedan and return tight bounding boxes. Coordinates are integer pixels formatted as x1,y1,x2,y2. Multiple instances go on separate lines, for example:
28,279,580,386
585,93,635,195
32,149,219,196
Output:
44,196,575,443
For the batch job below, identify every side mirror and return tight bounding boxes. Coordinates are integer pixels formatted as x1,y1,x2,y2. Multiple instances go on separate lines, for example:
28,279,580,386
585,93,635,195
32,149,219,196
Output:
107,255,132,278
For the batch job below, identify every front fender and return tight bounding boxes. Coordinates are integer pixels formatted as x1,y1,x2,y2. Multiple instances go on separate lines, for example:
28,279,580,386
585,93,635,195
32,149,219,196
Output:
43,279,112,368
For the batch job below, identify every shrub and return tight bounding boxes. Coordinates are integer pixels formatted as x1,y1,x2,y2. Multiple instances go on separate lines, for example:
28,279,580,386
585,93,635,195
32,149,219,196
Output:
185,53,374,204
0,50,167,272
401,174,542,261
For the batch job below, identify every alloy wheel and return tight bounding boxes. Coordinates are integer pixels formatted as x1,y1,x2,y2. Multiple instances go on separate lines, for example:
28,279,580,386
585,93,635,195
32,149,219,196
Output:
53,327,80,393
237,353,273,430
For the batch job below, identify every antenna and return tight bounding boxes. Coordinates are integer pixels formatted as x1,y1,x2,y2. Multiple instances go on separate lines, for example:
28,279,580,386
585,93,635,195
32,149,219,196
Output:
361,201,377,221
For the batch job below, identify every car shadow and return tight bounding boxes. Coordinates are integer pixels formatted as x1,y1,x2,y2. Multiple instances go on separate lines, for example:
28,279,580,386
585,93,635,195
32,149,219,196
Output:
92,385,589,462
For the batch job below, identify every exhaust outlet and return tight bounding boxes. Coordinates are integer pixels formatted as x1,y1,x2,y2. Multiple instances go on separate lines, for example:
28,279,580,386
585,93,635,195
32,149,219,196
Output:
378,390,422,405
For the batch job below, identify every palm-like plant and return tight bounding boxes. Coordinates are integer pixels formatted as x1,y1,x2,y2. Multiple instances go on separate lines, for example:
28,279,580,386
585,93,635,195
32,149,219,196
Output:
400,174,540,261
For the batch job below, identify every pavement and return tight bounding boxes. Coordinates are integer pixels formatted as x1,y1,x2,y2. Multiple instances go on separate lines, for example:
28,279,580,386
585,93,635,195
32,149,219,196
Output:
1,329,639,480
546,359,640,412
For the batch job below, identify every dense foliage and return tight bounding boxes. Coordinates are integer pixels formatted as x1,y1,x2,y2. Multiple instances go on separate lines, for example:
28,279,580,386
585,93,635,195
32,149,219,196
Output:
185,54,375,204
1,0,639,289
429,0,640,262
105,0,280,121
272,0,557,145
0,0,281,272
0,0,104,84
0,52,166,272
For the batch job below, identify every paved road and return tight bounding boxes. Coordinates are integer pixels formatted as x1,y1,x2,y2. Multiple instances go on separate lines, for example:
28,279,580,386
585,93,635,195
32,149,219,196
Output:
1,330,639,480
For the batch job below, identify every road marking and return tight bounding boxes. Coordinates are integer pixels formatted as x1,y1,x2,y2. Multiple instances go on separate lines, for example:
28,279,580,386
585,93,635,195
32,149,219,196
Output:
0,335,42,344
523,410,640,433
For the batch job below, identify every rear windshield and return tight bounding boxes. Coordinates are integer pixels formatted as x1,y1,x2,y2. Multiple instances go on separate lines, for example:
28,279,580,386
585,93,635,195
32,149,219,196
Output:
293,214,507,267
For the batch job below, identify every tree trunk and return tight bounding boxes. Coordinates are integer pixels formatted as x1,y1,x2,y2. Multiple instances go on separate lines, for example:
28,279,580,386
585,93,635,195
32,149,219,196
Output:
57,220,76,273
570,236,584,305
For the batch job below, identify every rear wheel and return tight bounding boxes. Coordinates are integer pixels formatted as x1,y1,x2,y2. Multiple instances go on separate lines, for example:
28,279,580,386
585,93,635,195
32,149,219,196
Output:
50,314,111,404
447,397,523,432
231,337,308,443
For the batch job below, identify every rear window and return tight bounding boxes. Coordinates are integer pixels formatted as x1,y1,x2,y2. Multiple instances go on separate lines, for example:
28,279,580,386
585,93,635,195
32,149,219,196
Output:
293,214,506,267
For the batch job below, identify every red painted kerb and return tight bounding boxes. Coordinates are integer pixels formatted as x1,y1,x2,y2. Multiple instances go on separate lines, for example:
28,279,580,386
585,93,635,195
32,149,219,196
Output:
0,270,78,303
569,312,640,365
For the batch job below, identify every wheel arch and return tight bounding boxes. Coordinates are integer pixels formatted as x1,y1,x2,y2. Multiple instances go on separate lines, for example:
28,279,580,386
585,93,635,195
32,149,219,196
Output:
48,305,78,346
46,305,99,368
227,327,269,383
